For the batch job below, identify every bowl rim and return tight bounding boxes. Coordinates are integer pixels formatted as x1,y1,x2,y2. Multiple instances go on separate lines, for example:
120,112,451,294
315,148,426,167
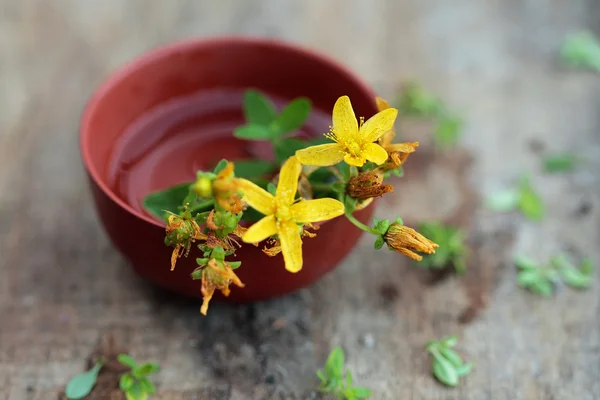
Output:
80,35,377,228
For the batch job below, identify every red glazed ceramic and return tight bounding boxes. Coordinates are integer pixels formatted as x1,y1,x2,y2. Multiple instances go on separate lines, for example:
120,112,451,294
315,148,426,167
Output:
81,36,378,302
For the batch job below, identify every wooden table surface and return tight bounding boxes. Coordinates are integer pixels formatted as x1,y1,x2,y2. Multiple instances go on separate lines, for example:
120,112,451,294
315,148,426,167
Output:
1,1,599,399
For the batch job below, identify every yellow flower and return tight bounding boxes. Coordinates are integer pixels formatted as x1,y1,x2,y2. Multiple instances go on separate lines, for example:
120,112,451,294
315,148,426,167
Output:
295,96,398,167
240,156,345,272
375,96,419,168
199,258,244,315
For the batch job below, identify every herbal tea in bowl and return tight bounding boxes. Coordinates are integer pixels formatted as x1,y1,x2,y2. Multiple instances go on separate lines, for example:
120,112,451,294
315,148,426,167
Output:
81,37,437,312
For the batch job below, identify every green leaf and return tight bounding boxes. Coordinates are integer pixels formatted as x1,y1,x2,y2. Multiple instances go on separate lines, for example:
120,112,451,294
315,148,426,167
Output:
65,362,103,399
142,183,192,221
338,162,351,182
441,335,458,348
243,89,277,126
133,362,160,379
346,370,353,386
139,377,156,394
455,362,473,377
529,278,554,296
438,347,463,368
398,83,443,117
352,387,372,398
266,182,277,196
125,383,148,400
558,265,592,289
514,254,539,270
233,159,275,180
316,369,327,384
119,373,135,392
275,98,311,134
117,354,138,369
517,270,542,287
234,124,272,140
325,347,345,380
560,31,600,72
213,159,229,174
434,113,463,148
486,190,520,212
373,236,385,250
432,356,459,387
543,153,579,173
518,186,544,221
374,219,391,235
580,258,595,275
228,261,242,269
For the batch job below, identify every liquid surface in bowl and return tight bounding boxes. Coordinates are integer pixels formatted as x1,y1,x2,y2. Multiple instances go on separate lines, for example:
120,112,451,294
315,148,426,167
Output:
107,88,331,219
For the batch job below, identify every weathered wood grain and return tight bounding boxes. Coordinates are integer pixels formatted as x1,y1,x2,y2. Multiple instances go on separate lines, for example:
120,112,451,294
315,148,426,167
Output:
1,1,599,399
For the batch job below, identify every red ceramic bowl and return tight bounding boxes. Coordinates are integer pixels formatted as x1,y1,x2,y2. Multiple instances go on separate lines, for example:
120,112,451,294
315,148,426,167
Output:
80,36,378,302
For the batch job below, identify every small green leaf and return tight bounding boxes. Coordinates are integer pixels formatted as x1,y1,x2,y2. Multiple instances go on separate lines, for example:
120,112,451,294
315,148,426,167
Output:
234,124,272,140
560,31,600,72
530,278,554,296
346,370,353,386
125,383,148,400
133,362,160,378
441,335,458,348
65,362,103,399
455,362,473,377
518,179,544,221
243,89,277,126
438,347,463,368
117,354,138,369
352,387,373,398
374,219,391,235
211,246,225,261
486,190,520,212
191,269,202,280
143,183,192,221
233,159,275,180
139,377,156,394
373,236,385,250
119,373,135,391
543,153,579,173
580,258,595,275
228,261,242,269
432,356,459,387
434,113,463,148
213,159,229,174
267,182,277,195
316,369,327,383
275,98,311,134
514,254,539,270
325,347,345,379
517,270,542,287
558,266,592,289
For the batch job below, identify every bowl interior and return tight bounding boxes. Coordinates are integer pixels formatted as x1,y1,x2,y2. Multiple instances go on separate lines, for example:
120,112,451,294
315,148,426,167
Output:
81,37,377,224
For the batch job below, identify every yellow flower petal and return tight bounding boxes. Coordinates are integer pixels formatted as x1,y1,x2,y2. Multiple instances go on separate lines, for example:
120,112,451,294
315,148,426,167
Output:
343,153,366,167
242,215,278,243
296,143,345,166
379,129,395,148
375,96,391,111
363,142,389,165
360,107,398,143
332,95,358,142
276,156,302,205
385,141,419,153
278,219,303,273
290,198,345,223
239,178,275,215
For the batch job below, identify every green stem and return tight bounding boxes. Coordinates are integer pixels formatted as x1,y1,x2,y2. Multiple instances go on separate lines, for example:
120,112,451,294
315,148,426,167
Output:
345,212,379,235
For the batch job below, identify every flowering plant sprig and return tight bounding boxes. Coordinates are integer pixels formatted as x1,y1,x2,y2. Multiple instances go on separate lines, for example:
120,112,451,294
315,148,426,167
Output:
143,91,439,314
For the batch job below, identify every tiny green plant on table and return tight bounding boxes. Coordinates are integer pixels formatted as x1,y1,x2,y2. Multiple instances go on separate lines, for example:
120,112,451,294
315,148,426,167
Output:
144,91,441,314
317,347,372,399
425,336,473,387
64,354,160,400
